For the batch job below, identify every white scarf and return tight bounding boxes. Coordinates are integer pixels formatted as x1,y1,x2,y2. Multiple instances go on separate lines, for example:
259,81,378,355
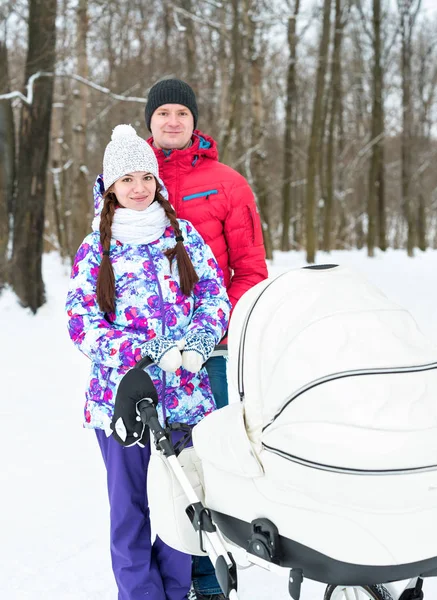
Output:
92,201,170,245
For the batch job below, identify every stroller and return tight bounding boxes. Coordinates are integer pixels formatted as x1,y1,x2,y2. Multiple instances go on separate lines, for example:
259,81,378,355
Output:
117,265,437,600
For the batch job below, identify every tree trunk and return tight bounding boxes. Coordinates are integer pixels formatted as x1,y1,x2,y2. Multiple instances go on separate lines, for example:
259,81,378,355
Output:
163,0,172,69
221,0,243,166
415,28,436,252
217,4,230,142
417,192,426,251
401,32,414,257
335,48,346,249
11,0,57,311
248,5,272,260
0,40,15,290
52,0,70,258
280,0,301,252
305,0,332,263
318,85,330,248
323,0,345,252
182,0,196,82
399,0,421,257
50,102,67,257
69,0,90,259
367,0,385,256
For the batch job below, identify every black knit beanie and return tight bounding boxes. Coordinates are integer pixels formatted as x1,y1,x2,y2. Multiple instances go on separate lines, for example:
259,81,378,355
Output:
145,79,198,131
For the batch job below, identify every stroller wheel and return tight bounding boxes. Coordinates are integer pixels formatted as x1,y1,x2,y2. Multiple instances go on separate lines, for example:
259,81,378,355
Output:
324,584,394,600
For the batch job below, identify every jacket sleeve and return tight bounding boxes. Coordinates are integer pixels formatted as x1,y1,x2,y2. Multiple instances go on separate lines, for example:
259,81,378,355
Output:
65,236,147,369
184,222,231,343
223,176,268,308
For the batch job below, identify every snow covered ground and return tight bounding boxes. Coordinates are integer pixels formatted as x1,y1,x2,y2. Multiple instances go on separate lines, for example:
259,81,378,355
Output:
1,249,436,599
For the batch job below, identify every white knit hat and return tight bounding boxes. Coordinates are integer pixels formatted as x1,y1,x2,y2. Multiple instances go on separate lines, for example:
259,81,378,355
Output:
103,124,159,190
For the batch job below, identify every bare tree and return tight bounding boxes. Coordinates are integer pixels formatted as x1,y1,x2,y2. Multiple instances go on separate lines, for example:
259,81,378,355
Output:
305,0,332,262
280,0,301,252
398,0,422,257
367,0,386,256
69,0,90,259
0,38,15,290
246,0,273,259
415,25,437,251
323,0,349,252
217,3,230,138
11,0,57,311
181,0,197,82
50,100,67,256
163,0,172,68
221,0,244,166
49,0,70,258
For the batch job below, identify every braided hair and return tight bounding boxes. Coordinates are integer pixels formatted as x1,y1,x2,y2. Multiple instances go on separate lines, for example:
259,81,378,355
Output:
96,180,199,314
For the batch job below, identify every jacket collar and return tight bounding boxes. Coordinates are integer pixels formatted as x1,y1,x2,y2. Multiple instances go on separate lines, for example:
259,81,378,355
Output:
147,130,219,169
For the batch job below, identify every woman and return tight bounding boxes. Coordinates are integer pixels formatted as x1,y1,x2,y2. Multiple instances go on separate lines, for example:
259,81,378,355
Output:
66,124,230,600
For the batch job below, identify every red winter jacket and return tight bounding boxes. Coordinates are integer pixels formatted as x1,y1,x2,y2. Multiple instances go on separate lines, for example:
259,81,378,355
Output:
148,130,268,309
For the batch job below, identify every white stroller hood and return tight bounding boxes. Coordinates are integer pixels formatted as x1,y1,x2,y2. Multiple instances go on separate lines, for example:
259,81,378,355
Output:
228,264,437,472
192,265,437,577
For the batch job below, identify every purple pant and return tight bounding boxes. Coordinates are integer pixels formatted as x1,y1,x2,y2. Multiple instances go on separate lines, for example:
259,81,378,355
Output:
95,429,192,600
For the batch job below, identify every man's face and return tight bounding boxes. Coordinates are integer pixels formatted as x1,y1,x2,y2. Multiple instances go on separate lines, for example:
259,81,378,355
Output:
150,103,194,150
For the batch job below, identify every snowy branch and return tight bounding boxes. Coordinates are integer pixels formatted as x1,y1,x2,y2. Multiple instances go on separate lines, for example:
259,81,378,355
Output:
171,5,225,33
233,143,261,169
250,11,296,24
343,132,386,183
411,146,437,182
203,0,223,8
50,158,73,175
172,9,187,32
88,82,144,128
0,71,148,105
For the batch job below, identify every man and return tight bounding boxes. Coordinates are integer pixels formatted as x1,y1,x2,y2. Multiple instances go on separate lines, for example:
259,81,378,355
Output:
145,77,267,404
145,78,268,600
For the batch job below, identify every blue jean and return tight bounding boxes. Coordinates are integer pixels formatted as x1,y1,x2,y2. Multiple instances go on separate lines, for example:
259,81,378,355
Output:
192,355,229,595
205,355,229,409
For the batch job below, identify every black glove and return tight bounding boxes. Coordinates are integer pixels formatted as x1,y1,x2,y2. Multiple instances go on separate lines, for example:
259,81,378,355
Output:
110,368,159,447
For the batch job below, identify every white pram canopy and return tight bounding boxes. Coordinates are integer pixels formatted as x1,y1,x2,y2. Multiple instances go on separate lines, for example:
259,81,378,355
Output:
228,264,437,472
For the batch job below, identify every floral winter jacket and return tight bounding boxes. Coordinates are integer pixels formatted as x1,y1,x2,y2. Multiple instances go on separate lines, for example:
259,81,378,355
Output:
66,215,230,431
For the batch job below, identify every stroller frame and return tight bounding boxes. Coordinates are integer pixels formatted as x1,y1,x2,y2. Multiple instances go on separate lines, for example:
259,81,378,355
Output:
133,374,238,599
128,354,434,600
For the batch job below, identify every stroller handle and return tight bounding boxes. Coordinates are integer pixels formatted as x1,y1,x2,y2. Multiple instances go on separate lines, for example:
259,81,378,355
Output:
135,356,153,370
134,344,228,371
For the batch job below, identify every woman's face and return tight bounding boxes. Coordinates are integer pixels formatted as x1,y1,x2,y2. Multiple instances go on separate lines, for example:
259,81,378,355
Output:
112,171,157,211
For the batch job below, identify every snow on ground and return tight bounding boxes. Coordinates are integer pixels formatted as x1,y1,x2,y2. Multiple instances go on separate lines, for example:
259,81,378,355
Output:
1,249,436,599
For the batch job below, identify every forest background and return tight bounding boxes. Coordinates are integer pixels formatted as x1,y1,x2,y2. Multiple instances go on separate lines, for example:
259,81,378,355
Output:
0,0,436,313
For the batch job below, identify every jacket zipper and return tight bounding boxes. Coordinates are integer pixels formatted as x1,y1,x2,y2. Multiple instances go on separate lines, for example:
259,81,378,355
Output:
246,205,255,244
263,443,437,476
145,246,167,420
